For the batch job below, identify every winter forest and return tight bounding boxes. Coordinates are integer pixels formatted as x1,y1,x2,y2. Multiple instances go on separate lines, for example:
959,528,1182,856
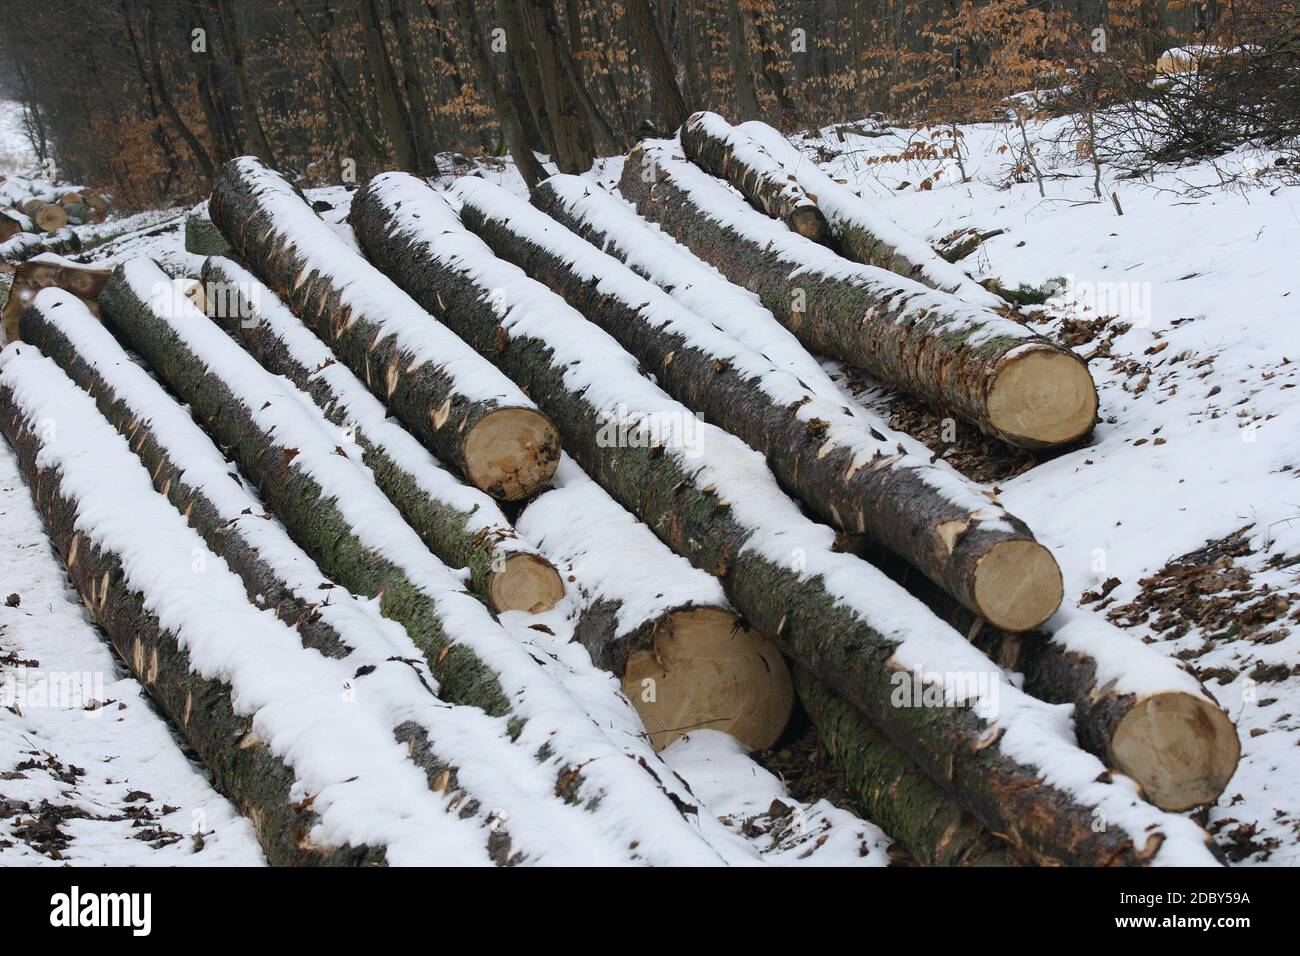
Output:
0,0,1297,904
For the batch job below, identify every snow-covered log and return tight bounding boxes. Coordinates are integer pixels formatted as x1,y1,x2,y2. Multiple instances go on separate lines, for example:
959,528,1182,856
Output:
185,203,232,256
468,177,1062,632
2,254,107,343
737,120,1006,308
680,111,829,241
0,210,24,243
518,456,793,751
200,256,563,615
98,257,746,864
0,346,531,866
347,174,1221,867
618,140,1098,449
0,225,80,267
794,668,1012,867
207,157,559,501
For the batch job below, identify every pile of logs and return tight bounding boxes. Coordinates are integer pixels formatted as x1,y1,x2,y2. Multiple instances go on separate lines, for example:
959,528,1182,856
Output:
0,134,1242,867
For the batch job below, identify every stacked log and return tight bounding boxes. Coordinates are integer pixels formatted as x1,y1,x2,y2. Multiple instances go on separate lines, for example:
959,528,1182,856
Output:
347,170,1221,866
97,256,744,863
207,157,558,501
619,140,1098,449
2,254,109,343
0,344,524,866
518,455,793,751
199,255,564,615
467,177,1062,633
736,119,1006,308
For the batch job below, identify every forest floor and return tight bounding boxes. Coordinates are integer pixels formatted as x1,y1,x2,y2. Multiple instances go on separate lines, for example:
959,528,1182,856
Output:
2,110,1297,866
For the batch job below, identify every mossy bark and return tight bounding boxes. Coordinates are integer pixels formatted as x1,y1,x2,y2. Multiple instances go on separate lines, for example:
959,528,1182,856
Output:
200,256,543,610
207,157,557,493
795,668,1013,867
505,184,1052,626
98,267,514,722
0,383,384,867
185,210,233,256
618,147,1093,448
348,183,1192,867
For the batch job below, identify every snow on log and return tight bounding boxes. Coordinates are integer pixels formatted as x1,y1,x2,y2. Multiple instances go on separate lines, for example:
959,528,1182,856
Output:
185,203,232,256
200,256,563,615
98,257,746,865
471,177,1061,632
207,157,559,501
0,346,542,866
518,456,793,751
738,119,1006,308
2,254,108,343
680,111,829,241
347,174,1220,866
0,210,24,243
618,140,1098,449
0,226,81,268
794,668,1013,866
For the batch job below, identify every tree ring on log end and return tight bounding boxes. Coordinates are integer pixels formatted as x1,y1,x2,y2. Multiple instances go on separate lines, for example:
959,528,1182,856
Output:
788,205,830,242
987,347,1098,447
622,606,793,752
462,407,560,501
1110,691,1241,812
972,539,1063,632
488,552,565,614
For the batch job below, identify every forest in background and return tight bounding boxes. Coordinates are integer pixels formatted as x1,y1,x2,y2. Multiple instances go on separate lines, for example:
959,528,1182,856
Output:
0,0,1296,208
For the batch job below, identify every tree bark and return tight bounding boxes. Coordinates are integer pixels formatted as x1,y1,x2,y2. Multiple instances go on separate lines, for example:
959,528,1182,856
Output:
212,0,276,165
98,259,516,722
385,0,441,175
727,0,762,121
518,456,792,751
357,0,419,172
0,371,384,867
145,0,216,181
626,0,690,132
348,172,1221,867
681,110,827,239
480,178,1063,634
200,255,564,615
207,157,559,500
619,141,1099,450
184,207,232,255
795,668,1014,867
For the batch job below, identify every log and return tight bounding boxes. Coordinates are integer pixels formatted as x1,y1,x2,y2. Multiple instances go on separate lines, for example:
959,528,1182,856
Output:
185,205,232,256
97,258,741,863
348,174,1222,866
1,255,111,343
0,345,529,866
794,668,1013,867
0,210,24,243
0,225,82,268
207,156,559,501
200,255,564,615
877,550,1240,811
83,192,111,219
679,110,829,240
58,191,84,205
518,455,792,750
61,201,92,226
20,198,43,217
481,176,1062,632
33,202,69,234
619,140,1099,449
738,120,1006,307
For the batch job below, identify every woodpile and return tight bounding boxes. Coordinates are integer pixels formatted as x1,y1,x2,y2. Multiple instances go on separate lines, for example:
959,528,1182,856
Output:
0,177,110,253
0,148,1239,867
1,254,109,343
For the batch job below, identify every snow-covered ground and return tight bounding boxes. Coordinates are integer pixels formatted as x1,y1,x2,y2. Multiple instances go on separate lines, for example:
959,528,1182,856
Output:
2,110,1296,865
0,100,38,175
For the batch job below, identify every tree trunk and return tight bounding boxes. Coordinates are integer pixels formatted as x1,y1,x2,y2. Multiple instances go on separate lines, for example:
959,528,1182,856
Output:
522,0,595,172
727,0,762,121
98,258,516,721
626,0,690,132
207,157,559,500
145,0,216,181
200,255,564,615
213,0,276,165
541,0,623,153
0,361,384,866
385,0,441,175
619,141,1099,450
481,178,1063,634
795,668,1014,867
451,0,548,187
518,456,792,751
357,0,419,172
183,1,239,165
746,3,800,127
184,206,233,256
348,172,1222,867
681,110,827,239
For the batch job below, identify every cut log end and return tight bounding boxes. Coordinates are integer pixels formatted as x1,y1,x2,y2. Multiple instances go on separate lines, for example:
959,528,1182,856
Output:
34,203,69,234
622,606,793,752
1110,691,1241,811
788,205,829,242
987,348,1098,448
462,407,561,501
487,552,565,614
973,539,1063,633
